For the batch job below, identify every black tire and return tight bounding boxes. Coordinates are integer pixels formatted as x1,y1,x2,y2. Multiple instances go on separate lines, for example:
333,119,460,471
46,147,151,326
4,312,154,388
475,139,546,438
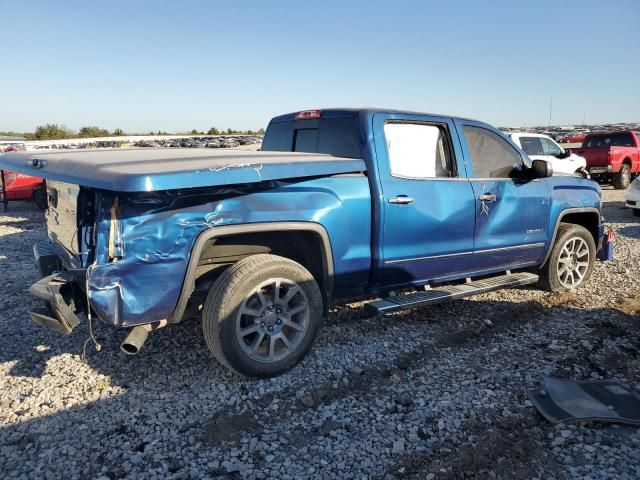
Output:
538,223,596,293
633,209,640,217
612,165,631,189
33,186,47,210
202,254,323,377
575,168,590,179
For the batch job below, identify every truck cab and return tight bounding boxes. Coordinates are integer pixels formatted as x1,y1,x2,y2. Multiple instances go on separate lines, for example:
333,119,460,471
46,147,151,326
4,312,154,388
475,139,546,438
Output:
263,109,601,290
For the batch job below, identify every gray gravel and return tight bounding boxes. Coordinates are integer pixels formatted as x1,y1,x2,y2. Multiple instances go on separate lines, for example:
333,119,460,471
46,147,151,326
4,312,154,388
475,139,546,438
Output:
1,187,640,479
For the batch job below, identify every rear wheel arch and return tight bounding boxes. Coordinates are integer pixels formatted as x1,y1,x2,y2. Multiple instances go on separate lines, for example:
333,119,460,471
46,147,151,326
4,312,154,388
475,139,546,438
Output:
169,222,334,323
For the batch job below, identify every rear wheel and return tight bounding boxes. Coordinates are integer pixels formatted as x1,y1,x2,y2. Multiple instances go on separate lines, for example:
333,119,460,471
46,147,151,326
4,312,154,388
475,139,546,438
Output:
538,223,595,292
202,254,323,377
612,165,631,189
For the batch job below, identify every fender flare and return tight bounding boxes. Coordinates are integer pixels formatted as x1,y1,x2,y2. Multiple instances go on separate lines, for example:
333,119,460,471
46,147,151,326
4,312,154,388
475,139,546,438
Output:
168,222,334,323
541,207,601,267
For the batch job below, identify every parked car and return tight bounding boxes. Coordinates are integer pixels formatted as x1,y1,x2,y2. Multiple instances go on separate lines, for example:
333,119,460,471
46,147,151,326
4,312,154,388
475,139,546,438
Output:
625,177,640,216
0,170,47,209
0,108,604,377
221,139,239,148
509,132,588,177
573,130,640,189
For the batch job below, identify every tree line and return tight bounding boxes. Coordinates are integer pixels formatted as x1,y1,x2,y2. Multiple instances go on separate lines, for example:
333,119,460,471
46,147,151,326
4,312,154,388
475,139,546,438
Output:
1,124,265,140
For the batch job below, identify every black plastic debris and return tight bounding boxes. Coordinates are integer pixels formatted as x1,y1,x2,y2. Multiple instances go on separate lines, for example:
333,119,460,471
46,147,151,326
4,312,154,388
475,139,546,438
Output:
527,376,640,425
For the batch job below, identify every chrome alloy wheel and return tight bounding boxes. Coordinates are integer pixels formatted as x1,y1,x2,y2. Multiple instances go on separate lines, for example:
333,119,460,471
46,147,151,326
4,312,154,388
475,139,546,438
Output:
235,278,310,363
556,237,590,289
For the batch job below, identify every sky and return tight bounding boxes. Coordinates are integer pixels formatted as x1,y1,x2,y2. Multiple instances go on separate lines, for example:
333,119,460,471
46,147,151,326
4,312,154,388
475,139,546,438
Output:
1,0,639,132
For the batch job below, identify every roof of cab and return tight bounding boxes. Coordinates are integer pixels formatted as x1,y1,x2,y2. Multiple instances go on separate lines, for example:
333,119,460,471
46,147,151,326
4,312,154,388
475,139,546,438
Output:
268,108,479,124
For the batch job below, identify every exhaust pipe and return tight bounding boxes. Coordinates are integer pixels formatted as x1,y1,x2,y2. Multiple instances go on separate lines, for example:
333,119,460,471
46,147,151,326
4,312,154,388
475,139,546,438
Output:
120,320,167,355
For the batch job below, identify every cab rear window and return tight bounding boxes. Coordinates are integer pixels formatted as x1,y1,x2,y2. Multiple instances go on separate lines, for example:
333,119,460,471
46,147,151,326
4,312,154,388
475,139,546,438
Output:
585,133,634,148
262,117,361,159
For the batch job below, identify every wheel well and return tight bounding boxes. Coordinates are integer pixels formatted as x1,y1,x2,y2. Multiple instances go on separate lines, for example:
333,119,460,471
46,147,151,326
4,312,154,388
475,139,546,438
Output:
194,230,330,302
623,158,632,167
559,212,599,245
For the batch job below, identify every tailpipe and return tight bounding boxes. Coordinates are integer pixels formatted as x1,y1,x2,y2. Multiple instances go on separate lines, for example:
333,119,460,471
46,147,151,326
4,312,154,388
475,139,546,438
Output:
120,320,167,355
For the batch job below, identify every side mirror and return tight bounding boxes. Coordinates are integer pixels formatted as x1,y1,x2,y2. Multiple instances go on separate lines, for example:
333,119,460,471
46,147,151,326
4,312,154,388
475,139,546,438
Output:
532,159,553,178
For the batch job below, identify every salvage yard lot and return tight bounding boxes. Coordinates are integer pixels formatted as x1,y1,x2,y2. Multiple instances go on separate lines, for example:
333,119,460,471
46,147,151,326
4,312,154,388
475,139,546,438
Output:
1,189,639,479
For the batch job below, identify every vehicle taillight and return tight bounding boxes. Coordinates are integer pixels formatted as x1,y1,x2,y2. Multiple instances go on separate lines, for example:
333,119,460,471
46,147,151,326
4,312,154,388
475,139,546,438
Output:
1,173,16,186
295,109,322,120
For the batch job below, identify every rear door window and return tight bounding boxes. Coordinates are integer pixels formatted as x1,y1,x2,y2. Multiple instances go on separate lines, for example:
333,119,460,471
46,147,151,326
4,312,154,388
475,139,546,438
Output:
384,123,454,178
518,136,544,156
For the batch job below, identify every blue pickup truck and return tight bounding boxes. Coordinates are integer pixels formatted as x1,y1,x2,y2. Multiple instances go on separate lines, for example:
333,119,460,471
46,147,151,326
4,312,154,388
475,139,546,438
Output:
0,109,603,377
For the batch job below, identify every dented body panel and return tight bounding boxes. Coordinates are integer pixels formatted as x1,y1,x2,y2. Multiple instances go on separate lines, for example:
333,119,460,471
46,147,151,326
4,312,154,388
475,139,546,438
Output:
89,177,372,327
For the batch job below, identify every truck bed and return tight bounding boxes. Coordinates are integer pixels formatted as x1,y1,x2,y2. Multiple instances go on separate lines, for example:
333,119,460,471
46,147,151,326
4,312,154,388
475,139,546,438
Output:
0,149,366,192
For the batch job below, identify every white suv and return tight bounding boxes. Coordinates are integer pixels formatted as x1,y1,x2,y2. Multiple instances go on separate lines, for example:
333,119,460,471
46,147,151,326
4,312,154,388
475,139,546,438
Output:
509,132,588,177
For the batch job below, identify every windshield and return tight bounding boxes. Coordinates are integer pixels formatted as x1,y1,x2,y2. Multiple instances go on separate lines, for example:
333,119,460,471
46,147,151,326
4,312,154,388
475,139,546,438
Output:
584,133,634,148
262,117,361,159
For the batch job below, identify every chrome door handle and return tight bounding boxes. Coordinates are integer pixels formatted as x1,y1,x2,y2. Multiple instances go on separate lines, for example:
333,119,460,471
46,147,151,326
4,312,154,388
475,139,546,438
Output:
389,195,415,205
479,193,497,202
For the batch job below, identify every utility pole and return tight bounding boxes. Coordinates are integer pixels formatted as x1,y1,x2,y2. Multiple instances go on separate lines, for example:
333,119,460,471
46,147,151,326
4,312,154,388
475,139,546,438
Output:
549,97,553,127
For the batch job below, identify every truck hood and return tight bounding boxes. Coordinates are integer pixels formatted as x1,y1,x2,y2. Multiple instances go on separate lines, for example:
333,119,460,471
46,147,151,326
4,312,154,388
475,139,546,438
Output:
0,149,366,192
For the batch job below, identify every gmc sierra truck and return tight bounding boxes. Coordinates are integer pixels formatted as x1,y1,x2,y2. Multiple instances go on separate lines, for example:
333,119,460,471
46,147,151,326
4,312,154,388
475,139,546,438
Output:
573,130,640,189
0,109,604,377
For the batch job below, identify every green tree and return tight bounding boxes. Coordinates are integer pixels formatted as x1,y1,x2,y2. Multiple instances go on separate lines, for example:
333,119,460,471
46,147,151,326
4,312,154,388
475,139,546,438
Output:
257,128,265,135
207,127,220,135
34,124,71,140
78,126,110,138
113,128,124,136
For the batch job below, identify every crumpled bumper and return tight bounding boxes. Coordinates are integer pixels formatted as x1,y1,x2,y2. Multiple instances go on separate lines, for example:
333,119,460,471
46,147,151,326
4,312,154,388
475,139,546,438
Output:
28,241,83,335
29,272,82,335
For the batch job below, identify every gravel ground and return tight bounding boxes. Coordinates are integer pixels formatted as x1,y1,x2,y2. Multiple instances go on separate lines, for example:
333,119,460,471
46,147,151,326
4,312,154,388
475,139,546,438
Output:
1,188,639,479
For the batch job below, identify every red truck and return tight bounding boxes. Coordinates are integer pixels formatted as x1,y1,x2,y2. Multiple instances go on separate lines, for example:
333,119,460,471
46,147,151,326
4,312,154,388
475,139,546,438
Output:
0,170,47,209
573,130,640,189
1,146,46,210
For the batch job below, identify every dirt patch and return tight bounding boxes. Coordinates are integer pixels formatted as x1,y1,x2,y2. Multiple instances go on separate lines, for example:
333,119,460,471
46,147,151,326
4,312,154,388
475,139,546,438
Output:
202,410,262,446
615,292,640,317
396,415,561,479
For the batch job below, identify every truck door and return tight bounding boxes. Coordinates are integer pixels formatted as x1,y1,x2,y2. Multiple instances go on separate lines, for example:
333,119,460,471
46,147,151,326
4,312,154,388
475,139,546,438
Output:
372,113,476,287
455,120,550,271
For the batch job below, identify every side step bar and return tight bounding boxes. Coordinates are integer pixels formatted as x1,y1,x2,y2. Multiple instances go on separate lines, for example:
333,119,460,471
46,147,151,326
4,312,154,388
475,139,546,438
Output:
366,272,539,317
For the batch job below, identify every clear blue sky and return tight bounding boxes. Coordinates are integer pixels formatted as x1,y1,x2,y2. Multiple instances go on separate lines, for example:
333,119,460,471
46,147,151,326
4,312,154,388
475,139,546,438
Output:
2,0,638,132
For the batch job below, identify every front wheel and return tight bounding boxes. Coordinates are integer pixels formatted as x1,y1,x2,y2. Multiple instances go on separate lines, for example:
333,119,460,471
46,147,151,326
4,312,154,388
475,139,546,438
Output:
538,223,595,293
612,165,631,189
202,254,323,377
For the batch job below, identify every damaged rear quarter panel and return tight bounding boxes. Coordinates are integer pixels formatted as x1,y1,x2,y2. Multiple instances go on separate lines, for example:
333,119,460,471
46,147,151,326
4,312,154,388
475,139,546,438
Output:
88,176,371,327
